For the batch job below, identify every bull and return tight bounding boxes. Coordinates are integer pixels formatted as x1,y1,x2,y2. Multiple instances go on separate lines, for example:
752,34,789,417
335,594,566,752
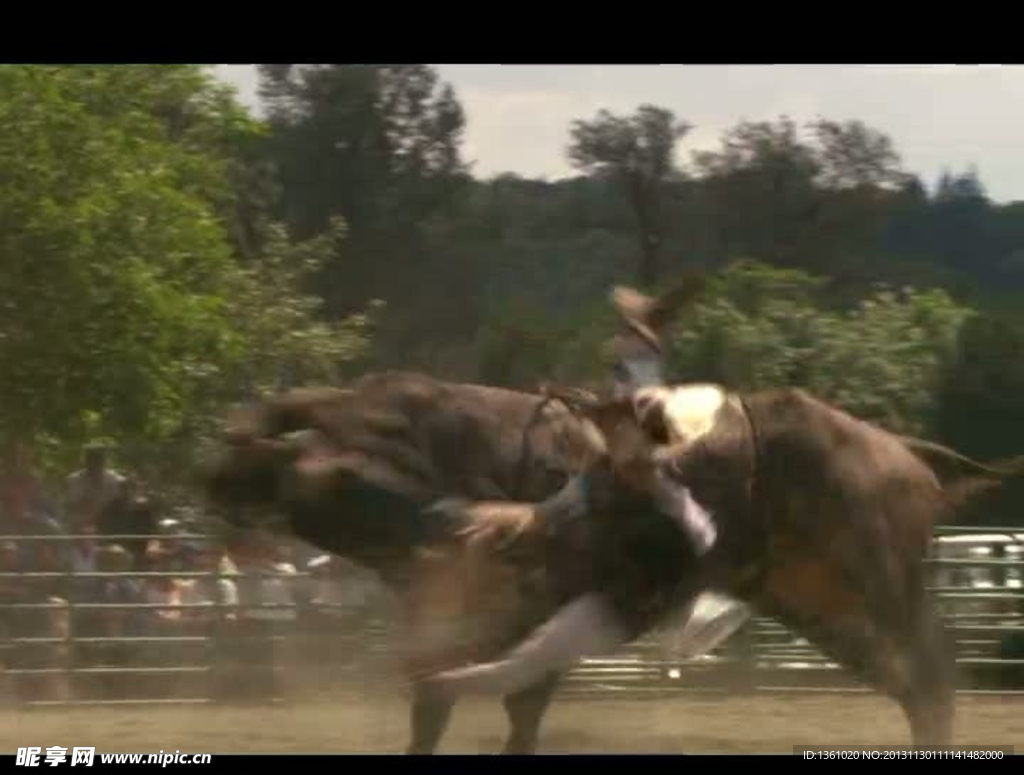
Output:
202,279,1024,752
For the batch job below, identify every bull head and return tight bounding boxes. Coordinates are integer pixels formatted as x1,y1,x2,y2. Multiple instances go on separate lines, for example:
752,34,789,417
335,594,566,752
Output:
204,405,320,530
206,386,361,512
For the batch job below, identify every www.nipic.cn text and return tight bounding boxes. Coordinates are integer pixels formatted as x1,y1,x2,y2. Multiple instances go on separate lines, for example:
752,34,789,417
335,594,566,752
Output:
16,747,212,767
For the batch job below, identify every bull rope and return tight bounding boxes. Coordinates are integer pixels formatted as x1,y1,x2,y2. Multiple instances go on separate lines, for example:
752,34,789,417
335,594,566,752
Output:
513,394,564,498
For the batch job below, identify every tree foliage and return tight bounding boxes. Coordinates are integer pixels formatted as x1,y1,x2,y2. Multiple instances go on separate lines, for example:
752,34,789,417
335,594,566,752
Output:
668,261,973,434
568,105,691,286
256,65,469,320
0,65,371,477
4,66,1024,520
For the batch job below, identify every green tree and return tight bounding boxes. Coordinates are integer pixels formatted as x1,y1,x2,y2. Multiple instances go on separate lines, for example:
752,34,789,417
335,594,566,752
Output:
691,116,909,278
257,65,469,317
0,65,371,479
935,313,1024,459
667,261,973,434
568,105,691,286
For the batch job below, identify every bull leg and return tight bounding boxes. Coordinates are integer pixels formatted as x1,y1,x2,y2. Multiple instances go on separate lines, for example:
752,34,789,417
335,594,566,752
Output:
406,681,457,754
897,603,956,747
782,605,954,747
756,561,955,748
500,672,561,754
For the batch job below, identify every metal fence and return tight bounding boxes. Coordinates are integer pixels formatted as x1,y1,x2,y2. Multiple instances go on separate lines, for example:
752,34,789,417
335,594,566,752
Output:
0,525,1021,707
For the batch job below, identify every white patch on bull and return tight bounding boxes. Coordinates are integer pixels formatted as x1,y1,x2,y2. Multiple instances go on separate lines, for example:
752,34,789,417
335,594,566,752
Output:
632,383,729,556
638,383,728,446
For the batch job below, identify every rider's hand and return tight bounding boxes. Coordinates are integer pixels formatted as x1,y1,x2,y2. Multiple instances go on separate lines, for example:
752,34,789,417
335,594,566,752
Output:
455,502,545,555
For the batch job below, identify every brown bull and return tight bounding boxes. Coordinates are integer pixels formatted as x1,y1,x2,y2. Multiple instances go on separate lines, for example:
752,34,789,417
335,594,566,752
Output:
204,278,1019,752
204,373,1024,752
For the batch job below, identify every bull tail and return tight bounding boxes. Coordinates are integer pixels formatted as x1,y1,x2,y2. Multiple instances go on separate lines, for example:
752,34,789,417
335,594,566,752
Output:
899,435,1024,481
942,477,1010,513
899,435,1024,513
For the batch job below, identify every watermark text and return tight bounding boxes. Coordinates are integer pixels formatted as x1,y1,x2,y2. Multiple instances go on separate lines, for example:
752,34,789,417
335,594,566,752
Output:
17,747,212,767
796,745,1011,760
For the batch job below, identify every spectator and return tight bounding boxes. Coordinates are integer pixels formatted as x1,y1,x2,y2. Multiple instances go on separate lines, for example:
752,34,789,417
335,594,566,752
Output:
0,540,20,598
67,523,100,598
136,541,198,700
65,443,124,531
140,544,183,630
306,554,380,625
299,554,385,686
96,477,157,569
136,518,210,635
227,532,296,702
67,523,103,677
0,538,70,703
176,540,239,634
0,540,25,675
150,518,186,566
265,543,298,625
96,544,146,646
0,442,64,584
171,539,239,702
90,544,147,697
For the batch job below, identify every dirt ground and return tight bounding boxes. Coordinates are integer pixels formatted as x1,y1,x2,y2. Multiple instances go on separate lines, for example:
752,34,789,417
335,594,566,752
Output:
3,691,1023,754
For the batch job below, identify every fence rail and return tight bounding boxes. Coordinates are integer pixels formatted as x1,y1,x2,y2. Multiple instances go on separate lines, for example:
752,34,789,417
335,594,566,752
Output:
0,526,1021,706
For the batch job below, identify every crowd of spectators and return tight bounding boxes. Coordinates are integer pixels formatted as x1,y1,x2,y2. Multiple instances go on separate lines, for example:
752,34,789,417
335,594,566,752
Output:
0,441,390,704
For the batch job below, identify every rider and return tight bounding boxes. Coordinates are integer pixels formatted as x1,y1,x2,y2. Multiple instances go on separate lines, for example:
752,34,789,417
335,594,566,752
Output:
416,290,729,700
417,397,719,699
